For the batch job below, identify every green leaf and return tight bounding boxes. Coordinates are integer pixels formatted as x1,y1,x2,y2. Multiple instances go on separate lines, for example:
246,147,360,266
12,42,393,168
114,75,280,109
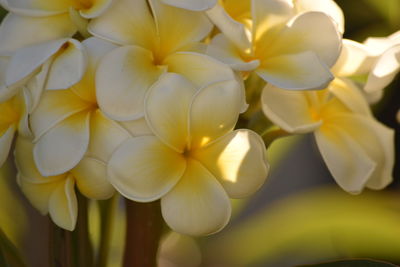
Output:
299,259,397,267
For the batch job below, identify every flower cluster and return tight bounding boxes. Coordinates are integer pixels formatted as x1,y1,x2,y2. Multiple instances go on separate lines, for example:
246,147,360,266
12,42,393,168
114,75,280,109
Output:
0,0,396,235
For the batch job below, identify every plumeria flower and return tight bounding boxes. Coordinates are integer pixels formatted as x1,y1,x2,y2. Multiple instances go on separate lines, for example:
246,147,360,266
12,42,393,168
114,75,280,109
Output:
161,0,216,11
261,78,394,193
15,136,117,231
89,0,241,121
207,0,342,90
0,93,29,168
29,37,150,176
5,38,87,111
0,0,113,55
108,73,269,236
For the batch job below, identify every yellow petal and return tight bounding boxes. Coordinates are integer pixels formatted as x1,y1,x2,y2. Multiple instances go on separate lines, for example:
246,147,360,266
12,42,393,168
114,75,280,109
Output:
189,79,242,149
96,45,165,121
88,0,157,48
194,130,269,198
79,0,114,19
34,111,90,176
71,156,115,200
49,176,77,231
161,159,231,236
108,136,186,202
0,125,15,168
145,73,196,152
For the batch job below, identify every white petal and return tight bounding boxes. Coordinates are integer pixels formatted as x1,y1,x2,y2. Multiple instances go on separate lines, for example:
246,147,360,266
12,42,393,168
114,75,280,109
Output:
46,39,87,90
0,13,76,56
161,159,231,236
265,11,341,68
194,130,269,198
14,136,42,178
119,117,153,137
150,0,212,55
189,79,242,148
164,52,237,88
206,3,251,51
6,38,70,87
88,0,157,47
71,157,115,200
261,83,322,133
108,136,186,202
161,0,216,11
5,0,69,16
294,0,344,34
315,125,375,194
49,176,77,231
80,0,114,19
331,39,377,77
145,73,196,152
34,112,90,176
207,34,260,71
86,110,131,162
257,51,333,90
30,90,90,141
364,44,400,93
96,45,165,121
0,56,20,102
0,125,15,168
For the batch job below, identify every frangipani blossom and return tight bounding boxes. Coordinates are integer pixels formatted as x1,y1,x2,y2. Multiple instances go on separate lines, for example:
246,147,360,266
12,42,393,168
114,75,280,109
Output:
30,37,144,176
0,0,113,55
108,73,269,236
161,0,216,11
262,78,394,193
15,136,116,231
207,0,342,90
90,0,240,121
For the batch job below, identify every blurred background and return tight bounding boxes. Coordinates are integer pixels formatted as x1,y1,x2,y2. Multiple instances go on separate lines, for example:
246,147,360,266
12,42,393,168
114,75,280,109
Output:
0,0,399,266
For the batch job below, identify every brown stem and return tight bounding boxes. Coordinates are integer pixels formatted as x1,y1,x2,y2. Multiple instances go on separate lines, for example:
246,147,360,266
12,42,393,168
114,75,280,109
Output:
123,199,163,267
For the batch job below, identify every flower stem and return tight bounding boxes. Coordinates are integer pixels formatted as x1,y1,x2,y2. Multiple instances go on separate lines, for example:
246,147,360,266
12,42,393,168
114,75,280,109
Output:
97,196,118,267
49,220,73,267
123,199,163,267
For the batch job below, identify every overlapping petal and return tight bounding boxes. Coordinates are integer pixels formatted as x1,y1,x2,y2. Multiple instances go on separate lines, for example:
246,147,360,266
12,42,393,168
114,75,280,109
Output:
0,125,15,167
193,130,269,198
162,0,216,11
96,45,166,121
108,136,186,202
5,0,73,16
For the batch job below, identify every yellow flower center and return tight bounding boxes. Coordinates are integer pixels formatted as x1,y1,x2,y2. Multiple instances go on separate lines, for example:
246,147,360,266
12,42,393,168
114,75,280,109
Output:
70,0,93,10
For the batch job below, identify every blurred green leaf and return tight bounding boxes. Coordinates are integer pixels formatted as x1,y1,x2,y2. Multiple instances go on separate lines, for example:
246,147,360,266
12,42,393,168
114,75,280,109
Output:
299,259,397,267
0,229,26,267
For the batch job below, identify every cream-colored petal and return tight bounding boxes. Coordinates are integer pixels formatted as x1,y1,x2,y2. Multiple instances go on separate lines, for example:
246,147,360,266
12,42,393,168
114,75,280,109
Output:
194,130,269,198
150,0,212,56
0,56,20,102
145,73,196,152
108,136,186,202
119,117,153,137
72,37,117,102
207,4,251,51
96,45,165,121
0,125,15,168
80,0,114,19
17,174,62,215
86,110,131,162
164,52,237,88
5,0,70,16
16,90,31,138
315,123,376,194
161,159,231,236
265,11,341,68
30,90,90,141
34,111,90,176
261,83,322,133
46,39,87,90
14,136,43,178
71,157,115,200
328,78,371,116
88,0,157,48
0,13,76,56
331,39,377,77
6,38,71,87
325,114,394,191
189,80,242,148
294,0,344,33
161,0,216,11
257,51,333,90
207,34,260,71
364,44,400,93
49,176,77,231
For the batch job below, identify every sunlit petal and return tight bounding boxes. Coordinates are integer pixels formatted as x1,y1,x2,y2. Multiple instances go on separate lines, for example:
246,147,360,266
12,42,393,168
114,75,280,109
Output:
161,0,216,11
108,136,186,202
